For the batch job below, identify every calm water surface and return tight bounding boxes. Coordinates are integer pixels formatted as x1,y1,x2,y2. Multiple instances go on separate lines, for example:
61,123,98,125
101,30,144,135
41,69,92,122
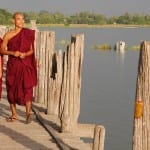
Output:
40,27,149,150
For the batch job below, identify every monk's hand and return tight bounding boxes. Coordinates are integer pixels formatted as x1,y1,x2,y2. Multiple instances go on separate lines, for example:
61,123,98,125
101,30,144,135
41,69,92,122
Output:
19,52,26,59
13,51,20,57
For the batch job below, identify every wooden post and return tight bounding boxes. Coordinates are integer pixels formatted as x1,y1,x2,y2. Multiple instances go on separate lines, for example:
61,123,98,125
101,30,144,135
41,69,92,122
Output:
60,34,84,132
133,41,150,150
93,125,105,150
34,31,55,105
30,20,38,30
47,50,63,115
0,26,9,38
44,31,55,106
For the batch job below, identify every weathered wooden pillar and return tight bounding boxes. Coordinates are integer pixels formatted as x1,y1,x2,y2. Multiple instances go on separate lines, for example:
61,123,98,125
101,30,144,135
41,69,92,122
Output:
133,41,150,150
0,26,9,38
60,34,84,132
34,31,55,106
30,20,38,30
47,50,63,115
93,125,105,150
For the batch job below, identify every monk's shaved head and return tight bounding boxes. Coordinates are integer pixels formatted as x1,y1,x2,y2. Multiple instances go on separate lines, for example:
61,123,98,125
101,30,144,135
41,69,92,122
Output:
13,12,24,19
12,12,25,29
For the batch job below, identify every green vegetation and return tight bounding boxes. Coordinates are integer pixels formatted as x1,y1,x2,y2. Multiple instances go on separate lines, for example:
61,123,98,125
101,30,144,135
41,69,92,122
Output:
59,39,69,45
130,45,140,50
92,44,141,51
0,9,150,26
0,9,12,25
93,44,112,50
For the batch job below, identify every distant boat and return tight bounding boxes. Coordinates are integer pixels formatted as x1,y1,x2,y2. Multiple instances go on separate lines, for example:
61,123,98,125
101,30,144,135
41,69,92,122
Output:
115,41,126,51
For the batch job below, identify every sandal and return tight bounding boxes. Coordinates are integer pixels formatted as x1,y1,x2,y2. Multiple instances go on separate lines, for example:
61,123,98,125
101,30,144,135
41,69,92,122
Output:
6,116,18,122
26,114,32,124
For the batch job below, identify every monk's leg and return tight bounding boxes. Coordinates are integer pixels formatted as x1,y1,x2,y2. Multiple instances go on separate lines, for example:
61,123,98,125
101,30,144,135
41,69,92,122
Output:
25,100,32,124
6,103,18,122
26,101,31,116
10,103,17,118
25,88,33,123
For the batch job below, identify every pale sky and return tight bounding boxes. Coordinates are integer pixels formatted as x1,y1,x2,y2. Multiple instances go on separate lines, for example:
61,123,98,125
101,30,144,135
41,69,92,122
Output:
0,0,150,16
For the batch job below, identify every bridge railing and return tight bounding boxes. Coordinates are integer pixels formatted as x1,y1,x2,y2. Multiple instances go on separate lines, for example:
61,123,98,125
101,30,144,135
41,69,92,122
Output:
0,26,105,150
34,31,105,150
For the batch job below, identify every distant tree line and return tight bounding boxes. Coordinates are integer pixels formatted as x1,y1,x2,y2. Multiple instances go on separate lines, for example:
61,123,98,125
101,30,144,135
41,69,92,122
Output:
0,8,150,25
0,9,12,24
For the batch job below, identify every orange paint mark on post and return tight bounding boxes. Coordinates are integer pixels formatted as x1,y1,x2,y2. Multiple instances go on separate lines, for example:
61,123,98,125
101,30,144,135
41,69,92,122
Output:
134,100,143,119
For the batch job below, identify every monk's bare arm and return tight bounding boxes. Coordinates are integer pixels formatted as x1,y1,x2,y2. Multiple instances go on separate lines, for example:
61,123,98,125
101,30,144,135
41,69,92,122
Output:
0,34,13,55
20,44,34,59
0,33,20,57
25,44,34,56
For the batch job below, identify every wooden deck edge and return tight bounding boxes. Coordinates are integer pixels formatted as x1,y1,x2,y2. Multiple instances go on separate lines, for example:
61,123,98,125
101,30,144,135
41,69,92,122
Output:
32,106,70,150
32,106,91,150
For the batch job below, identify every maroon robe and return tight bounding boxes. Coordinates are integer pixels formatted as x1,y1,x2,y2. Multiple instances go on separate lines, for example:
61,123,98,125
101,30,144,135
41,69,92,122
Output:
0,38,3,98
6,28,37,105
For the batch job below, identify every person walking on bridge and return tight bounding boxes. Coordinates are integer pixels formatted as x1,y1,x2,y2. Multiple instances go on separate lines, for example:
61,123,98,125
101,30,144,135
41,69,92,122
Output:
0,12,37,123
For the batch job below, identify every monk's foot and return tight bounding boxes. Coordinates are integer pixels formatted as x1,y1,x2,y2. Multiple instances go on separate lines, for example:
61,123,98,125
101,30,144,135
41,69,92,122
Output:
26,114,32,124
6,116,18,122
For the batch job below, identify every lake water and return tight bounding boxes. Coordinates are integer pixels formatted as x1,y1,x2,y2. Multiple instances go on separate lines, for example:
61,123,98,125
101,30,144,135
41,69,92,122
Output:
40,27,150,150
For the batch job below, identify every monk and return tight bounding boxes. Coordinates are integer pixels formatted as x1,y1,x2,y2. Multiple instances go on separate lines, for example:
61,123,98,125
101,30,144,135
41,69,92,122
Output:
0,38,3,98
0,12,37,123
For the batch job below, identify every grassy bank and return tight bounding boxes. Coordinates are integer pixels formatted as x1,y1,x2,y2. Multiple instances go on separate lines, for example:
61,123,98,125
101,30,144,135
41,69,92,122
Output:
2,24,150,29
35,24,150,28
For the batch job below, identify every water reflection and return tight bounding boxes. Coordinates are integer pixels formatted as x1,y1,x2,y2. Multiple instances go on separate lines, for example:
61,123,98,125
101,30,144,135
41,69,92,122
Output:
115,50,125,65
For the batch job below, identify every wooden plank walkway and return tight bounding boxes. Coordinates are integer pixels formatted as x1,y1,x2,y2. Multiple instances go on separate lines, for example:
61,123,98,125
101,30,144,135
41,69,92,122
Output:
0,62,59,150
0,98,59,150
0,60,92,150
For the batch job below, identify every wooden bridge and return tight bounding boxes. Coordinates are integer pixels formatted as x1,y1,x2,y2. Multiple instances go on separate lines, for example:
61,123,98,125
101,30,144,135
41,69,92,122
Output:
0,72,92,150
0,95,60,150
0,53,103,150
0,27,105,150
1,25,149,150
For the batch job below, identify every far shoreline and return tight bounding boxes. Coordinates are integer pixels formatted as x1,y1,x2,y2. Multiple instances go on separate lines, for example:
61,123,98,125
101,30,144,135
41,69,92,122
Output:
35,24,150,28
1,24,150,29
